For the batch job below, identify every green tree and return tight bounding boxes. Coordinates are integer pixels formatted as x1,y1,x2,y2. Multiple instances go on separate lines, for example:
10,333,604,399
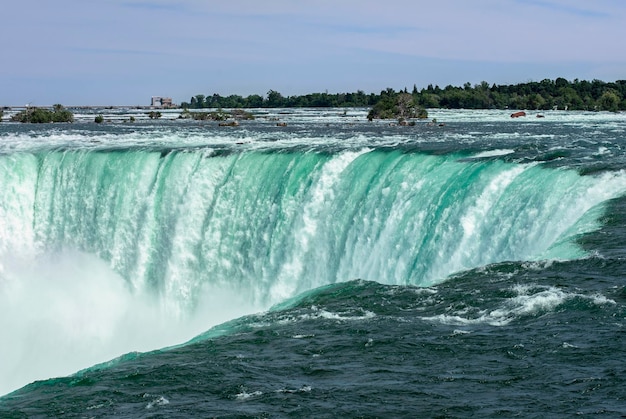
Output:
245,94,264,107
206,94,223,108
419,93,440,108
527,93,546,110
354,90,368,106
477,81,490,91
266,90,286,107
598,90,620,112
51,105,74,122
559,87,583,110
194,94,206,108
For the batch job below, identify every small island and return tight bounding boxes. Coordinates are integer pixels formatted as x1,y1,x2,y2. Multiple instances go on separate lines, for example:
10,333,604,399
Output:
10,104,74,123
366,91,428,123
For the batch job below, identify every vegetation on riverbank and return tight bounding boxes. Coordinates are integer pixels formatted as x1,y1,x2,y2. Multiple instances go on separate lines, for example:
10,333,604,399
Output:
1,78,622,125
182,78,626,112
11,104,74,123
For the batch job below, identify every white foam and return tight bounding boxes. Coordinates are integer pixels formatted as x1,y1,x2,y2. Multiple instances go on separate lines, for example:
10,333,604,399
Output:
421,284,614,327
317,308,376,321
235,389,263,400
471,149,515,158
276,385,312,393
145,394,170,409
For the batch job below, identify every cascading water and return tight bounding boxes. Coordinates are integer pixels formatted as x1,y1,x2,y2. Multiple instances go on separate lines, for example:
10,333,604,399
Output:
18,149,626,299
1,146,626,395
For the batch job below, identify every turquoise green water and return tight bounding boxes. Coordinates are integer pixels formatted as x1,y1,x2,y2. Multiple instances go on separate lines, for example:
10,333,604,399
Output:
3,149,618,308
1,111,626,416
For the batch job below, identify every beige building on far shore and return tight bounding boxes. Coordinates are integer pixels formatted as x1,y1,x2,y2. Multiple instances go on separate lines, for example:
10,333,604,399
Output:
151,96,174,108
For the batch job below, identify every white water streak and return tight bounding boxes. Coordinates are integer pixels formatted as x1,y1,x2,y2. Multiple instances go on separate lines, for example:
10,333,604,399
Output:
270,149,370,301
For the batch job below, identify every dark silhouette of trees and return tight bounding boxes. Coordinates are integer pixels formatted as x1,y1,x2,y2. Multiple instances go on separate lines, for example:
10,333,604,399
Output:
180,78,626,111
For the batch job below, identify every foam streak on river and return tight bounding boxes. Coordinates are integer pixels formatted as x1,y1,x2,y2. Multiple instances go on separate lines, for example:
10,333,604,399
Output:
1,108,626,417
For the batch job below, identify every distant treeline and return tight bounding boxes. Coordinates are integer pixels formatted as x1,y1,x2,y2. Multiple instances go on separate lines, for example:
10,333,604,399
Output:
182,78,626,111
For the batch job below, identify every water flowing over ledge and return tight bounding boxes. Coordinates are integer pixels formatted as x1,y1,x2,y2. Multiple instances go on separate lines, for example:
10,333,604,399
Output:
1,109,626,398
2,149,623,311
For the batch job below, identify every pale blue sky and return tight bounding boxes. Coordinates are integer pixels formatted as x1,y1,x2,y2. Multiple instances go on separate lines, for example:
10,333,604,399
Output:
1,0,625,106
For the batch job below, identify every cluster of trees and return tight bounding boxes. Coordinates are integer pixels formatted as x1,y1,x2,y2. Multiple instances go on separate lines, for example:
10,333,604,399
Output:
179,108,255,121
182,78,626,112
414,78,626,111
10,104,74,123
181,90,376,109
367,92,428,122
